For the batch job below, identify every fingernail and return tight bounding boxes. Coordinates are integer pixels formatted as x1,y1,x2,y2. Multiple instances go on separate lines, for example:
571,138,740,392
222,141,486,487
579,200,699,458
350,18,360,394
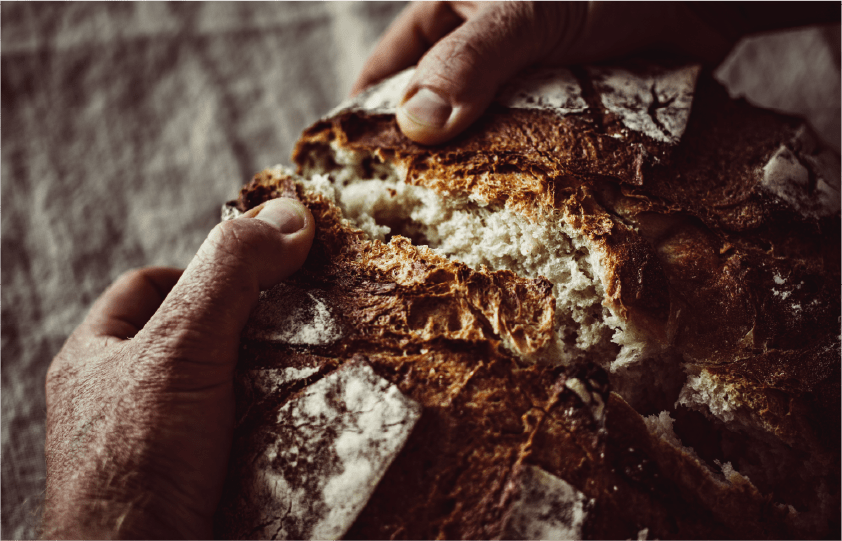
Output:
255,198,307,234
400,87,452,128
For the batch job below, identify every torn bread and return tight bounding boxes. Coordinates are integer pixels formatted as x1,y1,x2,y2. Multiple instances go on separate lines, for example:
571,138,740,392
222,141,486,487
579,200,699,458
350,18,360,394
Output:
216,66,840,539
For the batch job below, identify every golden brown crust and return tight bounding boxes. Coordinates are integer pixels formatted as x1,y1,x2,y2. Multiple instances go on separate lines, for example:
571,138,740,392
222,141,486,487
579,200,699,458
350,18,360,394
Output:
221,167,816,539
224,72,840,539
294,114,675,335
291,74,840,469
292,77,818,235
236,171,557,361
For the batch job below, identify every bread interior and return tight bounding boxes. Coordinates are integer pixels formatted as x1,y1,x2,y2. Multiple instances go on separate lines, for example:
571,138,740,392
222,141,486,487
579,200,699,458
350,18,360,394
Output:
300,146,650,369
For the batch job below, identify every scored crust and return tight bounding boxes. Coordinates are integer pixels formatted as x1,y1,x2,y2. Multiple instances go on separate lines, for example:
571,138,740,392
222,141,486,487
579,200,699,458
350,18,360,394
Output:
217,169,796,540
217,69,840,539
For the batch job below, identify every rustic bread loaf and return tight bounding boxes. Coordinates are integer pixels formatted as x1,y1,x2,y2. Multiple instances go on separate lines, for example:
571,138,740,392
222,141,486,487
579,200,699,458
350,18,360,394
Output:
215,67,840,539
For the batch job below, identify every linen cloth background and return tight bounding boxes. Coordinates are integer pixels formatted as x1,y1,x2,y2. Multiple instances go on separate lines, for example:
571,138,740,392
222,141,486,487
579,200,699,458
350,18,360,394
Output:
1,2,839,539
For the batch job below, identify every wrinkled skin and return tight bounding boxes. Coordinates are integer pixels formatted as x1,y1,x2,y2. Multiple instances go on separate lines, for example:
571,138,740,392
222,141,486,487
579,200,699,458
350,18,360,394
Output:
44,199,314,539
351,1,732,145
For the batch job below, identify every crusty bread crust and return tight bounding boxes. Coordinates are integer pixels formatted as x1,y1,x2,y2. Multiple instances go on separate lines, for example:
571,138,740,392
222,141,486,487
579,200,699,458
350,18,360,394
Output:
218,70,840,539
293,112,675,354
217,179,823,540
292,74,840,468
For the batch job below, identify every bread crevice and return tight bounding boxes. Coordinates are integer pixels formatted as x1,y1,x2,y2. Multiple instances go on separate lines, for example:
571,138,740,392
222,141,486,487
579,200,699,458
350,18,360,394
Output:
301,146,638,370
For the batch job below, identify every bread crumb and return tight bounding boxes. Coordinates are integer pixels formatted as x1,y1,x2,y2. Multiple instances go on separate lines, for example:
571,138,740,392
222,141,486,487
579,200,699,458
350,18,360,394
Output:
715,459,752,484
644,411,683,449
328,169,625,365
772,288,791,300
677,370,740,423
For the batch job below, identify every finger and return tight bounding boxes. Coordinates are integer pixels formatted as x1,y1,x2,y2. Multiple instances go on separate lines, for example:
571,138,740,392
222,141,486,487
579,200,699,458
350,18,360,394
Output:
83,267,184,340
137,197,315,378
349,1,466,97
396,2,587,145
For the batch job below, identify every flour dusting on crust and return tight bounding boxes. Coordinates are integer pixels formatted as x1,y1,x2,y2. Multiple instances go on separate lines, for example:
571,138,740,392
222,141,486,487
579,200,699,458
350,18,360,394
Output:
326,68,414,118
244,282,342,346
496,67,587,112
504,465,590,540
587,65,700,144
246,366,321,397
328,65,699,145
230,360,422,540
760,128,841,218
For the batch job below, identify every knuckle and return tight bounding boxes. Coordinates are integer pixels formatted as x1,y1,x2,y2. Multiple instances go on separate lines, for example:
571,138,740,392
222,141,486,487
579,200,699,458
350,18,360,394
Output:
112,267,157,292
420,37,485,96
117,267,148,282
479,2,543,57
417,1,545,99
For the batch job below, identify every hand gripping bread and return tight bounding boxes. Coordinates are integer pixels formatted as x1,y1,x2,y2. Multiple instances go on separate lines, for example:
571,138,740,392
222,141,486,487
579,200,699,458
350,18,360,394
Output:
214,66,840,539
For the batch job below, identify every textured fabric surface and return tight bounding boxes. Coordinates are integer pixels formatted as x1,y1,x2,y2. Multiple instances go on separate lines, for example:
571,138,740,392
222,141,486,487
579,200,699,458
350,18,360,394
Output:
1,2,838,539
714,23,841,151
1,3,404,538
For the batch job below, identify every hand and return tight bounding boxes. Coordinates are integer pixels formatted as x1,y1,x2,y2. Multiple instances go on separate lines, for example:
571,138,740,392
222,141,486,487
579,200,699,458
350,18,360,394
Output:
350,1,733,145
43,198,315,539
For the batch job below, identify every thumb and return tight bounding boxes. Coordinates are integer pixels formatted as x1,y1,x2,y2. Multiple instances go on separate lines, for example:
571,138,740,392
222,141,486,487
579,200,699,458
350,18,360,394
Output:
397,2,586,146
137,197,315,383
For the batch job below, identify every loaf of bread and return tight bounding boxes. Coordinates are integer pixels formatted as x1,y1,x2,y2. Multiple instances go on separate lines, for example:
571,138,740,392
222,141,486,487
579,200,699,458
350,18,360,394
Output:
214,65,840,539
